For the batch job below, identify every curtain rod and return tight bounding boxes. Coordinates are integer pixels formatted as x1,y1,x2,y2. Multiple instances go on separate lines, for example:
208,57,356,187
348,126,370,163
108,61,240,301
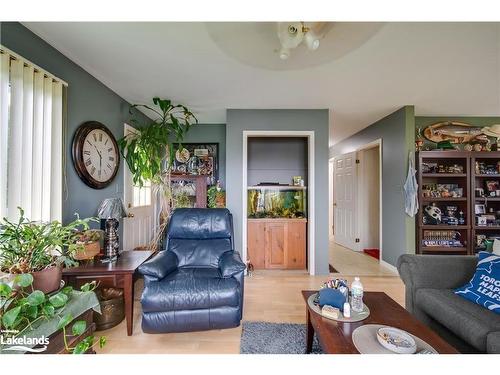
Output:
0,44,69,87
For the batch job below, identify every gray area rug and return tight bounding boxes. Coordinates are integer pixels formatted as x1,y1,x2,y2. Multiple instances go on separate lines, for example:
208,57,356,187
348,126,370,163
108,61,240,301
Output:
240,321,323,354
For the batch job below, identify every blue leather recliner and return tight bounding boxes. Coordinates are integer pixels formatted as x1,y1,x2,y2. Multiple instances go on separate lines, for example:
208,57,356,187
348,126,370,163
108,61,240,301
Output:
138,208,246,333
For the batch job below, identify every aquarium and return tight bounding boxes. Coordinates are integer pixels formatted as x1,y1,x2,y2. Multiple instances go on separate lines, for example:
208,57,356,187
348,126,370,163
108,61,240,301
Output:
247,186,307,219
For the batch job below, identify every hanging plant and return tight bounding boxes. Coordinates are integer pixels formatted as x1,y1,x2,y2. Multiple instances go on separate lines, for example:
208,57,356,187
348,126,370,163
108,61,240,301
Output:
117,98,198,250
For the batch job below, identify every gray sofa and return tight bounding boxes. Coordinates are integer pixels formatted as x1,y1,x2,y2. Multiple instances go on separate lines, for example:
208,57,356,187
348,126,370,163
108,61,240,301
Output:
397,254,500,353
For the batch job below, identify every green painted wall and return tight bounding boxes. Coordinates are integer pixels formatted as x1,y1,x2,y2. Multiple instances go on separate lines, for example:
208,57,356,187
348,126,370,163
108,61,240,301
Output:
330,106,416,267
0,22,151,224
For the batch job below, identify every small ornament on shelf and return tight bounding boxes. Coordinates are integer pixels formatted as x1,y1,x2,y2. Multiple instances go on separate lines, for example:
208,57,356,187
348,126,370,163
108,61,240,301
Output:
415,127,424,151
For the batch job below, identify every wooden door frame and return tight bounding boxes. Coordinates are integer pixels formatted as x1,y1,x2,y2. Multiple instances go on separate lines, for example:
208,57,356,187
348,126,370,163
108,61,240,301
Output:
242,130,316,275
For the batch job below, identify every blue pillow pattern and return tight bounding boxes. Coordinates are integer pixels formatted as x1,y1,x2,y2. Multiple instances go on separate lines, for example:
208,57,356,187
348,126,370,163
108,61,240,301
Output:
455,252,500,314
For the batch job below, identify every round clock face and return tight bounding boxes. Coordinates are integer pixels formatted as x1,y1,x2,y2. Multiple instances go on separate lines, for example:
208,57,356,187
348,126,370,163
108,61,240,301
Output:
72,122,120,189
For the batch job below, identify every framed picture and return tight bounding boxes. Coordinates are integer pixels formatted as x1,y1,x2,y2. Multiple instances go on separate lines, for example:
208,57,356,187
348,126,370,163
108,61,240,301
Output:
477,216,488,226
172,143,219,185
475,204,486,215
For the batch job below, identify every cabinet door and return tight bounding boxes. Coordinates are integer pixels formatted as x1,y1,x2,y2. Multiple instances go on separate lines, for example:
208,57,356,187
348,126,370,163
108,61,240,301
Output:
247,221,266,269
265,222,287,269
287,221,306,269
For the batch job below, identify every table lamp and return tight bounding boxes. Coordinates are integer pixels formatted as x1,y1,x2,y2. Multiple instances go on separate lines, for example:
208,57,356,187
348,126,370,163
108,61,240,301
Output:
97,198,127,262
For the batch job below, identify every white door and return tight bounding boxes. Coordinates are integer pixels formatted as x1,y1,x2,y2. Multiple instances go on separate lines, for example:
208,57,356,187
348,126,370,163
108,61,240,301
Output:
333,151,358,250
123,124,155,251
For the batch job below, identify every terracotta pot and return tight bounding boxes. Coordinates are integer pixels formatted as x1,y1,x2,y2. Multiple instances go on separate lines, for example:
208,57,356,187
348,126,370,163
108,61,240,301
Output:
74,241,101,260
31,265,62,294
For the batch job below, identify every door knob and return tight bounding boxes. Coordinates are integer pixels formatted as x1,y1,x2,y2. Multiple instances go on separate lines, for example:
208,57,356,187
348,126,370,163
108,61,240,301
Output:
127,212,135,218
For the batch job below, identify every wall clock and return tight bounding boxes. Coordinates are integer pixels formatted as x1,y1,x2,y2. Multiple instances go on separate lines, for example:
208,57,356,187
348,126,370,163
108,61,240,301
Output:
72,121,120,189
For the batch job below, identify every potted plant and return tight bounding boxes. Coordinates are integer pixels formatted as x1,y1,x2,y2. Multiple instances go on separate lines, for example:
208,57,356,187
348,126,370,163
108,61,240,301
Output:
73,230,102,260
118,97,197,250
0,207,96,294
0,274,105,354
208,181,226,208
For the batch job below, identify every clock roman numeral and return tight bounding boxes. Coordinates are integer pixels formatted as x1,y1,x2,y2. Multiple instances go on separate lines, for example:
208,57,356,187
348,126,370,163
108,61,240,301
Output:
107,163,112,170
99,133,103,142
108,147,113,153
90,166,96,175
85,159,92,166
83,150,90,155
109,156,114,162
93,133,97,142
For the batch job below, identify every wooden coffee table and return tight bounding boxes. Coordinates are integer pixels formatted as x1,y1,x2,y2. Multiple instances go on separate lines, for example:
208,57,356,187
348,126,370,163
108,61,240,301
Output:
63,251,153,336
302,290,458,354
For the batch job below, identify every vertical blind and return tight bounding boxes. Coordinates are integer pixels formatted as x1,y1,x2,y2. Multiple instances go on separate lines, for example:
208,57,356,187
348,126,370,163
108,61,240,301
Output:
0,45,67,223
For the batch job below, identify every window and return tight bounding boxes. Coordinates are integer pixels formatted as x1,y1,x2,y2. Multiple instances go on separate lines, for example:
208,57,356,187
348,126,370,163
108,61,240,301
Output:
132,180,152,207
0,45,66,222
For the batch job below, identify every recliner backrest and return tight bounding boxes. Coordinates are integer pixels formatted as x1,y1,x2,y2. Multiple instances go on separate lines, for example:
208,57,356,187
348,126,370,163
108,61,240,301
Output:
165,208,234,268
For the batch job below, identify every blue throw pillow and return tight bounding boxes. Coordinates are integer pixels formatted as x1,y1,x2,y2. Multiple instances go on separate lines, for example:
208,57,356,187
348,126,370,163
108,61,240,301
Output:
455,252,500,314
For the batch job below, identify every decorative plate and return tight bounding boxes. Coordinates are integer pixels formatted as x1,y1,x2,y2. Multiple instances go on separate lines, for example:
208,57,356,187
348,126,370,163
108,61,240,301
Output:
376,327,417,354
175,148,190,163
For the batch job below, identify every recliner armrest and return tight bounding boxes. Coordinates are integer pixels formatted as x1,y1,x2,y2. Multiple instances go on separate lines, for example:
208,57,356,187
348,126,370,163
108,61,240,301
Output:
139,251,178,280
219,251,246,278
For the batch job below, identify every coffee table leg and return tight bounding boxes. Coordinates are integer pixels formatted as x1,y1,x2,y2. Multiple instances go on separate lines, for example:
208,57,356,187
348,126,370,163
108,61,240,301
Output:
306,308,313,354
123,274,134,336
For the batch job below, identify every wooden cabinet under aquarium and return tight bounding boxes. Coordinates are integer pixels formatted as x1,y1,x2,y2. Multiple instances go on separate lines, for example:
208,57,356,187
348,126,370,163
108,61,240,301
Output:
247,186,307,270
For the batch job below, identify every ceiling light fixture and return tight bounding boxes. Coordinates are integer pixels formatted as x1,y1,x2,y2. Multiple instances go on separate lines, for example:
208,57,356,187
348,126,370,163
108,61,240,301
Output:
276,22,323,59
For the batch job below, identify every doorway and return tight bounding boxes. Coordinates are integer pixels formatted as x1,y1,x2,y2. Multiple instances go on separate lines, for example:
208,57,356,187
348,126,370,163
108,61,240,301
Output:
330,140,389,275
122,123,155,251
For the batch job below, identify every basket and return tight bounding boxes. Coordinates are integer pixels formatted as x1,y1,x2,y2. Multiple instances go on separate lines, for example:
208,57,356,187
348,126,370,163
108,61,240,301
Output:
74,241,101,260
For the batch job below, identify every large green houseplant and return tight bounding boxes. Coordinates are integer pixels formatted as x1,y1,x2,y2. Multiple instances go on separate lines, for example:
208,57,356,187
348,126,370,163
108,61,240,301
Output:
0,275,105,354
118,97,197,250
0,208,96,293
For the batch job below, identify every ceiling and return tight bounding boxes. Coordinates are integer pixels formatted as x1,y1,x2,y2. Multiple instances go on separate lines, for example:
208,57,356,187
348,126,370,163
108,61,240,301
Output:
23,22,500,146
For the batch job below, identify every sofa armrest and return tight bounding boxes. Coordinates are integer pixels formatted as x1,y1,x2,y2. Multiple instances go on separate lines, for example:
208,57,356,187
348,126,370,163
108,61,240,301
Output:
398,254,477,290
138,251,178,281
219,251,246,278
397,254,477,314
487,331,500,354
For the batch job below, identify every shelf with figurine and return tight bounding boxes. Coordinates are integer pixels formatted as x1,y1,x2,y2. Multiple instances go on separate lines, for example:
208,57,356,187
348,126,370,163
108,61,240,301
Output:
416,121,500,255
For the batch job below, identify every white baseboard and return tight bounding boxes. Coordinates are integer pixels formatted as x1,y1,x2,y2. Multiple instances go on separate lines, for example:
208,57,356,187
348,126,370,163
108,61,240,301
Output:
380,259,398,274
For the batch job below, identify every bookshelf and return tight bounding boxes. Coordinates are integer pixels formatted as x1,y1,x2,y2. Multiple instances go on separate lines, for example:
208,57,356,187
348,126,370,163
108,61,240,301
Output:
416,151,500,255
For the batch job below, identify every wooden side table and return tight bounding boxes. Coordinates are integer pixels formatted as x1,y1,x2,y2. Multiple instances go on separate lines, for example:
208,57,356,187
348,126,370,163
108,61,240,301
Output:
63,251,153,336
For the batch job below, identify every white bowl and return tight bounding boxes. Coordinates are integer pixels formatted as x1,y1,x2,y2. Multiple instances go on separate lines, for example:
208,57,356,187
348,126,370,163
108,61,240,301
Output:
376,327,417,354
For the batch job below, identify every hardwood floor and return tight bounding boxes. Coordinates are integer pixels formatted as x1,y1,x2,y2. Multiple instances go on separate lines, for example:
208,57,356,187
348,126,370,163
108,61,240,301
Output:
329,241,396,276
98,270,404,354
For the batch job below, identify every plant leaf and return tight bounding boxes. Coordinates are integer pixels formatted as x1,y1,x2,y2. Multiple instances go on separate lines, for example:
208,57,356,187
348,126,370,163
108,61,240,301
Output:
99,336,107,348
57,313,73,330
49,292,69,308
71,320,87,336
2,306,21,328
0,283,12,297
26,305,38,319
14,274,33,288
27,290,45,306
42,304,55,317
80,282,96,292
72,341,90,354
